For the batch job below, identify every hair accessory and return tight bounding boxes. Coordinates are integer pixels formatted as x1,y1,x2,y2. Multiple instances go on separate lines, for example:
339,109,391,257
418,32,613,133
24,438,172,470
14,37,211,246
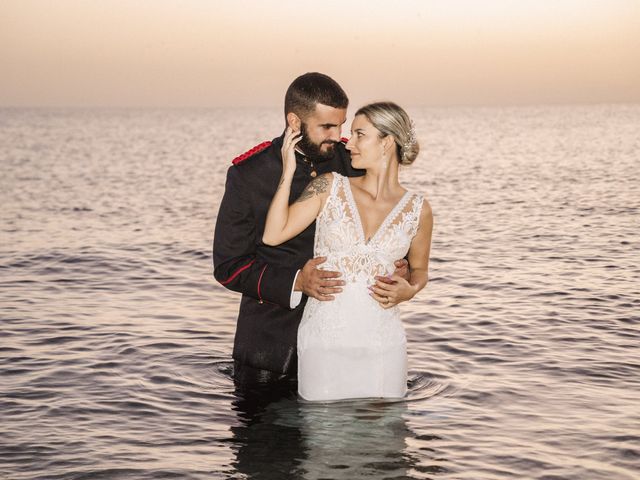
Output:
401,120,417,162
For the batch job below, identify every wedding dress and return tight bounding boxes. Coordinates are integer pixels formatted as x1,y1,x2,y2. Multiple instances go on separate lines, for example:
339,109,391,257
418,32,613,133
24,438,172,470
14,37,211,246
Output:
298,173,424,401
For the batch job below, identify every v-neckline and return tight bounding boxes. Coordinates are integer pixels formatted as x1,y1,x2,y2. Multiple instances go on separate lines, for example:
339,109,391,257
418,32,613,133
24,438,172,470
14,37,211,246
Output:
344,176,410,245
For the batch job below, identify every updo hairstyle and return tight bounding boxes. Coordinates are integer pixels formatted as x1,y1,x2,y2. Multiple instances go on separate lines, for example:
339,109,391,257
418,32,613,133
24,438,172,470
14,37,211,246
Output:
354,101,419,165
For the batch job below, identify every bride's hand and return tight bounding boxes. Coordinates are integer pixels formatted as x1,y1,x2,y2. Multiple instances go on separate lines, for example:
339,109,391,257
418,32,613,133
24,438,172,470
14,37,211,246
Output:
281,126,302,177
369,274,417,309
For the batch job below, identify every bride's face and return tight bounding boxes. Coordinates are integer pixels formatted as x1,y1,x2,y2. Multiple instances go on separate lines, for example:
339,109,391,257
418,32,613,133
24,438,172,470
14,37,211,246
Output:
345,115,386,169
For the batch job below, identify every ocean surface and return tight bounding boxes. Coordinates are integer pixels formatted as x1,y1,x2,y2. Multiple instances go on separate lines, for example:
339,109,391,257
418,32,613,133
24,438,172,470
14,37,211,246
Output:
1,105,639,480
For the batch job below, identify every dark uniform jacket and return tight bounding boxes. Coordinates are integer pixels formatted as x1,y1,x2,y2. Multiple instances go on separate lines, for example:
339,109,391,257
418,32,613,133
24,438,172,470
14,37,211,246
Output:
213,133,363,375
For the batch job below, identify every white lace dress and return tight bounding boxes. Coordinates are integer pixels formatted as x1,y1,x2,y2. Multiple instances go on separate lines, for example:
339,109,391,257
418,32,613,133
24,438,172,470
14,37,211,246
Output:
298,173,424,401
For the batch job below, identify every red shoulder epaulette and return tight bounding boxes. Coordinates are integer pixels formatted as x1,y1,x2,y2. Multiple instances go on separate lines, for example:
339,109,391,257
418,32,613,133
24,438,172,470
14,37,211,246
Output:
341,137,349,143
232,141,272,165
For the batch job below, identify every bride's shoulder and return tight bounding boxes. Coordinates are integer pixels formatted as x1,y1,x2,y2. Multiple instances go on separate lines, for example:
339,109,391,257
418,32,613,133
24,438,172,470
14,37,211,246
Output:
314,171,336,186
314,171,343,190
320,171,336,180
326,171,343,181
416,195,433,225
303,172,335,198
405,190,432,219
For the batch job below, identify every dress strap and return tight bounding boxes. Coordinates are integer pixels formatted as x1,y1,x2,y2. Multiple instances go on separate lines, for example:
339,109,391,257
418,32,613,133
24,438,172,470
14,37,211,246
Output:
413,193,425,215
330,172,349,204
317,172,341,220
408,193,425,237
329,171,340,197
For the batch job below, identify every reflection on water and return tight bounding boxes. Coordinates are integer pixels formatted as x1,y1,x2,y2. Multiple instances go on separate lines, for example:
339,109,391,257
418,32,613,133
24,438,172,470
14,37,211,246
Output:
295,401,415,479
1,106,639,479
230,378,303,479
228,366,449,480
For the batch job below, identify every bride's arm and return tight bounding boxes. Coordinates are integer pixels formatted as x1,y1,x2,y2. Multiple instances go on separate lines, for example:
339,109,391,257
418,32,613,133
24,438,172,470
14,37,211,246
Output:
405,199,434,294
262,128,332,246
262,173,332,246
370,199,433,308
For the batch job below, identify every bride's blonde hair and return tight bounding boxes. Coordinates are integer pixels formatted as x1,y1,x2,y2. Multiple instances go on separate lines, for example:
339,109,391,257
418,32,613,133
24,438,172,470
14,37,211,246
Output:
355,102,419,165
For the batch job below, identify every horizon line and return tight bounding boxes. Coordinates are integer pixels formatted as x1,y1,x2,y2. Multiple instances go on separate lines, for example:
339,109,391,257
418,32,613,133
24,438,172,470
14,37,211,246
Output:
1,100,639,110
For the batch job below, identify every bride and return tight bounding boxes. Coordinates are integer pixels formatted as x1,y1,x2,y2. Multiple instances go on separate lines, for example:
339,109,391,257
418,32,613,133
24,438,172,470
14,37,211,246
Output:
263,102,433,401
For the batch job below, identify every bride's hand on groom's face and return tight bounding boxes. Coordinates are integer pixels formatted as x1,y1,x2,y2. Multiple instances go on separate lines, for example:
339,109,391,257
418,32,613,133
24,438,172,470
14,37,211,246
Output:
281,126,302,177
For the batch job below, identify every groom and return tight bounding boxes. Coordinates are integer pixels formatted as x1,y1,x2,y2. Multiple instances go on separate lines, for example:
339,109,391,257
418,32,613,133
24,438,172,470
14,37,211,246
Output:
213,72,405,386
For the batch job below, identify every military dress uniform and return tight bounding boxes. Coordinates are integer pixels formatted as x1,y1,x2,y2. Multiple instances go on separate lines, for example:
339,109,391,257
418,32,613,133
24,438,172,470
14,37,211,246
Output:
213,133,363,382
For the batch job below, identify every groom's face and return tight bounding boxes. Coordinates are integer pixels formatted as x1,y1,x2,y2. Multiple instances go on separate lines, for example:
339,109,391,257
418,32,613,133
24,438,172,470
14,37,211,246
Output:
297,104,347,162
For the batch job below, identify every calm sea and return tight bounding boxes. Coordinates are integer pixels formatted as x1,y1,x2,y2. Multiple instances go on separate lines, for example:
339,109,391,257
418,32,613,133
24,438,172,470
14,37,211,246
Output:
1,105,639,479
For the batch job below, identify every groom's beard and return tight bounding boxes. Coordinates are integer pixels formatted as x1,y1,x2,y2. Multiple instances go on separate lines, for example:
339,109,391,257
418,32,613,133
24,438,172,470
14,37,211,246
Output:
298,122,338,162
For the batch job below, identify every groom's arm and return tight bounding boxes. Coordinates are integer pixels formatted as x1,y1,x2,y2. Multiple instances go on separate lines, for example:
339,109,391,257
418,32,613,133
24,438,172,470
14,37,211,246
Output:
213,165,300,308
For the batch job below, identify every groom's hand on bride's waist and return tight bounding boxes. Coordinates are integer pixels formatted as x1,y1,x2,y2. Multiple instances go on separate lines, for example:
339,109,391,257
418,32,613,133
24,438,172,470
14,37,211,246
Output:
393,258,410,280
370,259,411,308
294,256,344,301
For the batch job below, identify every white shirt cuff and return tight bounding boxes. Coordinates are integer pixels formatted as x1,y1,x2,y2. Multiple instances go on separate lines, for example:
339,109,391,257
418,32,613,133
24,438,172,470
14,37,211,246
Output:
290,270,303,308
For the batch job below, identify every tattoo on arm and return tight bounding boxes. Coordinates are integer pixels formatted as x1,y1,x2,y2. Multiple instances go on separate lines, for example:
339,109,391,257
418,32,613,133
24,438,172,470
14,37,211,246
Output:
294,175,329,203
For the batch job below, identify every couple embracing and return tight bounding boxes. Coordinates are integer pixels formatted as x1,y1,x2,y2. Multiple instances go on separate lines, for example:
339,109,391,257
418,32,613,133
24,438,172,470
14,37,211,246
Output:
213,72,433,401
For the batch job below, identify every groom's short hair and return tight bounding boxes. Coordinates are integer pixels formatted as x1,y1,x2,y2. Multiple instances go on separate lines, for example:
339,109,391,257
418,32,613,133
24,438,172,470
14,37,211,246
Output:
284,72,348,119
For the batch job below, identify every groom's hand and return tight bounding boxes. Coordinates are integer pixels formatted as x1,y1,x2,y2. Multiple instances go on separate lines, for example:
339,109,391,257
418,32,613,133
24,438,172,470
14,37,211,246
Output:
295,256,344,301
370,259,410,308
392,258,409,280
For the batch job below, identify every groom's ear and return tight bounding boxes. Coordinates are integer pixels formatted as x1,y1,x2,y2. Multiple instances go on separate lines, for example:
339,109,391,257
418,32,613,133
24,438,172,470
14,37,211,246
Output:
286,112,301,131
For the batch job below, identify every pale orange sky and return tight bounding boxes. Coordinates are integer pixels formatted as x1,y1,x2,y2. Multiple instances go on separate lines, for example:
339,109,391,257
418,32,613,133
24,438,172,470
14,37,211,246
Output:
1,0,639,107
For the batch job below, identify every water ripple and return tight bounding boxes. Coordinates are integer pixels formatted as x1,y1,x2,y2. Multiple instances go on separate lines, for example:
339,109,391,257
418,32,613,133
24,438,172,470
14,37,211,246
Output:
1,106,639,479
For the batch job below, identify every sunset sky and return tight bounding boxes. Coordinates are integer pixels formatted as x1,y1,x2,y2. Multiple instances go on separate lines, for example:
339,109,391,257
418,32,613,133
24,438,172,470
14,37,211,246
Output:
1,0,639,107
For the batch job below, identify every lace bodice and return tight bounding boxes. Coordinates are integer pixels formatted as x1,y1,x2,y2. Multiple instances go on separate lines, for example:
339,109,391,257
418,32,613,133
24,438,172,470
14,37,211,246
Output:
314,173,423,284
